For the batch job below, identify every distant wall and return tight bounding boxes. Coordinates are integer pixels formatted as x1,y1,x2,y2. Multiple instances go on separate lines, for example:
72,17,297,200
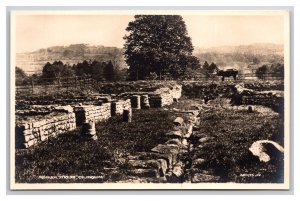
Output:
149,85,182,108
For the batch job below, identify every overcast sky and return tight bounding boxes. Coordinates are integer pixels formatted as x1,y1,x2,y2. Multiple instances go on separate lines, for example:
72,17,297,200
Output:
14,14,284,53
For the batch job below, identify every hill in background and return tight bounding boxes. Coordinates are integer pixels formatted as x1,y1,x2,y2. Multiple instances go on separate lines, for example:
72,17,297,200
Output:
194,43,284,74
16,43,284,75
16,44,126,75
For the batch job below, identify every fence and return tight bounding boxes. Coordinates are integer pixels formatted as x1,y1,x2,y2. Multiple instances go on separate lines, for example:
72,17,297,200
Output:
16,75,98,96
181,73,284,81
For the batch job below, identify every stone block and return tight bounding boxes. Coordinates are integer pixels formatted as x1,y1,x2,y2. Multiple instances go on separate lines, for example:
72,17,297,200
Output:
127,168,159,178
151,144,179,155
191,173,220,183
173,117,184,126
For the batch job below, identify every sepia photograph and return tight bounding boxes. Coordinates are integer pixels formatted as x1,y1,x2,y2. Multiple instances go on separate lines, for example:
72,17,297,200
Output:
10,10,290,190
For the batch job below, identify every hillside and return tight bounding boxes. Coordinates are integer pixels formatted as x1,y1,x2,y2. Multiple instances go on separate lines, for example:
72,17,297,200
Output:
194,43,284,73
16,44,126,74
16,43,284,75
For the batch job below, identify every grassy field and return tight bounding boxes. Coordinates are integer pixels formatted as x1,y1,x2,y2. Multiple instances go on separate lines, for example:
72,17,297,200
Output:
15,109,176,183
171,98,284,183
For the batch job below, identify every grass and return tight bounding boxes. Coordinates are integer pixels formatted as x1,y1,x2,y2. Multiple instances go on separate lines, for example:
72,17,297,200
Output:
197,109,284,183
15,109,176,183
172,98,284,183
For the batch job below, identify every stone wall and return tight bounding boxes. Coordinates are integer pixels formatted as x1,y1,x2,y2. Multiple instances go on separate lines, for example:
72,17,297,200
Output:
149,85,182,108
15,112,76,149
122,112,200,182
241,94,284,112
111,99,131,116
74,103,111,126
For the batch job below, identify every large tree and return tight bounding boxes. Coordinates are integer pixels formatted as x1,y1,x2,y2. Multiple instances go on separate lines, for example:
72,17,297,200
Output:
123,15,197,80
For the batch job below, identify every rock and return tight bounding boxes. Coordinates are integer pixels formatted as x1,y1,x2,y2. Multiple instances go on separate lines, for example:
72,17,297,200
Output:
172,162,184,177
192,158,206,168
199,137,214,143
173,108,180,112
249,140,284,162
127,160,160,170
133,152,173,168
127,168,159,178
192,173,221,183
157,159,168,175
181,138,188,146
166,139,181,146
173,117,184,126
166,130,183,138
151,144,179,155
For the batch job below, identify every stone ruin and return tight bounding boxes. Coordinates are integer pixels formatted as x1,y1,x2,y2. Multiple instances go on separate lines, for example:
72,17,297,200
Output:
15,111,76,149
15,84,183,149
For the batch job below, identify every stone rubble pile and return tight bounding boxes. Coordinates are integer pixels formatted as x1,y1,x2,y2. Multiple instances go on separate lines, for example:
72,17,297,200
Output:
120,107,220,183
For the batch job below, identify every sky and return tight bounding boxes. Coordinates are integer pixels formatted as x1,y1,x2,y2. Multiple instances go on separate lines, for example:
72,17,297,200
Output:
14,14,285,53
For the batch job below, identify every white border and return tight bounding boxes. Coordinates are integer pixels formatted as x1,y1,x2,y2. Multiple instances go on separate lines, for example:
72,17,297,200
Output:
9,9,291,190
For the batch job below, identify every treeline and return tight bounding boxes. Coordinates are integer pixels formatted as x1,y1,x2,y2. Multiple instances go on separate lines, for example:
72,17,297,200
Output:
195,52,284,67
255,63,284,79
15,60,127,85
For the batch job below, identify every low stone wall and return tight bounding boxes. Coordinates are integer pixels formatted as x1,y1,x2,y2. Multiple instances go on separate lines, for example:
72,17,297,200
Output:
111,99,131,116
170,85,182,100
15,112,76,149
74,103,111,126
241,94,284,112
16,95,111,106
122,112,199,182
149,92,173,108
148,85,182,108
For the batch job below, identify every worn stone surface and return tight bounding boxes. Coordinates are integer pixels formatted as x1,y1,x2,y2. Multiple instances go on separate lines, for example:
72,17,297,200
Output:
165,130,183,139
166,139,182,146
127,160,161,169
127,168,159,178
199,137,214,143
191,173,221,183
249,140,284,162
192,158,206,168
151,144,180,155
173,117,184,126
15,112,76,149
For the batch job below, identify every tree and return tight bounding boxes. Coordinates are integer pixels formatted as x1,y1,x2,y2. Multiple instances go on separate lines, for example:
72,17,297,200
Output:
202,61,210,78
15,66,28,85
123,15,197,80
208,62,218,74
103,60,115,81
271,63,284,78
255,65,268,79
42,61,74,84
